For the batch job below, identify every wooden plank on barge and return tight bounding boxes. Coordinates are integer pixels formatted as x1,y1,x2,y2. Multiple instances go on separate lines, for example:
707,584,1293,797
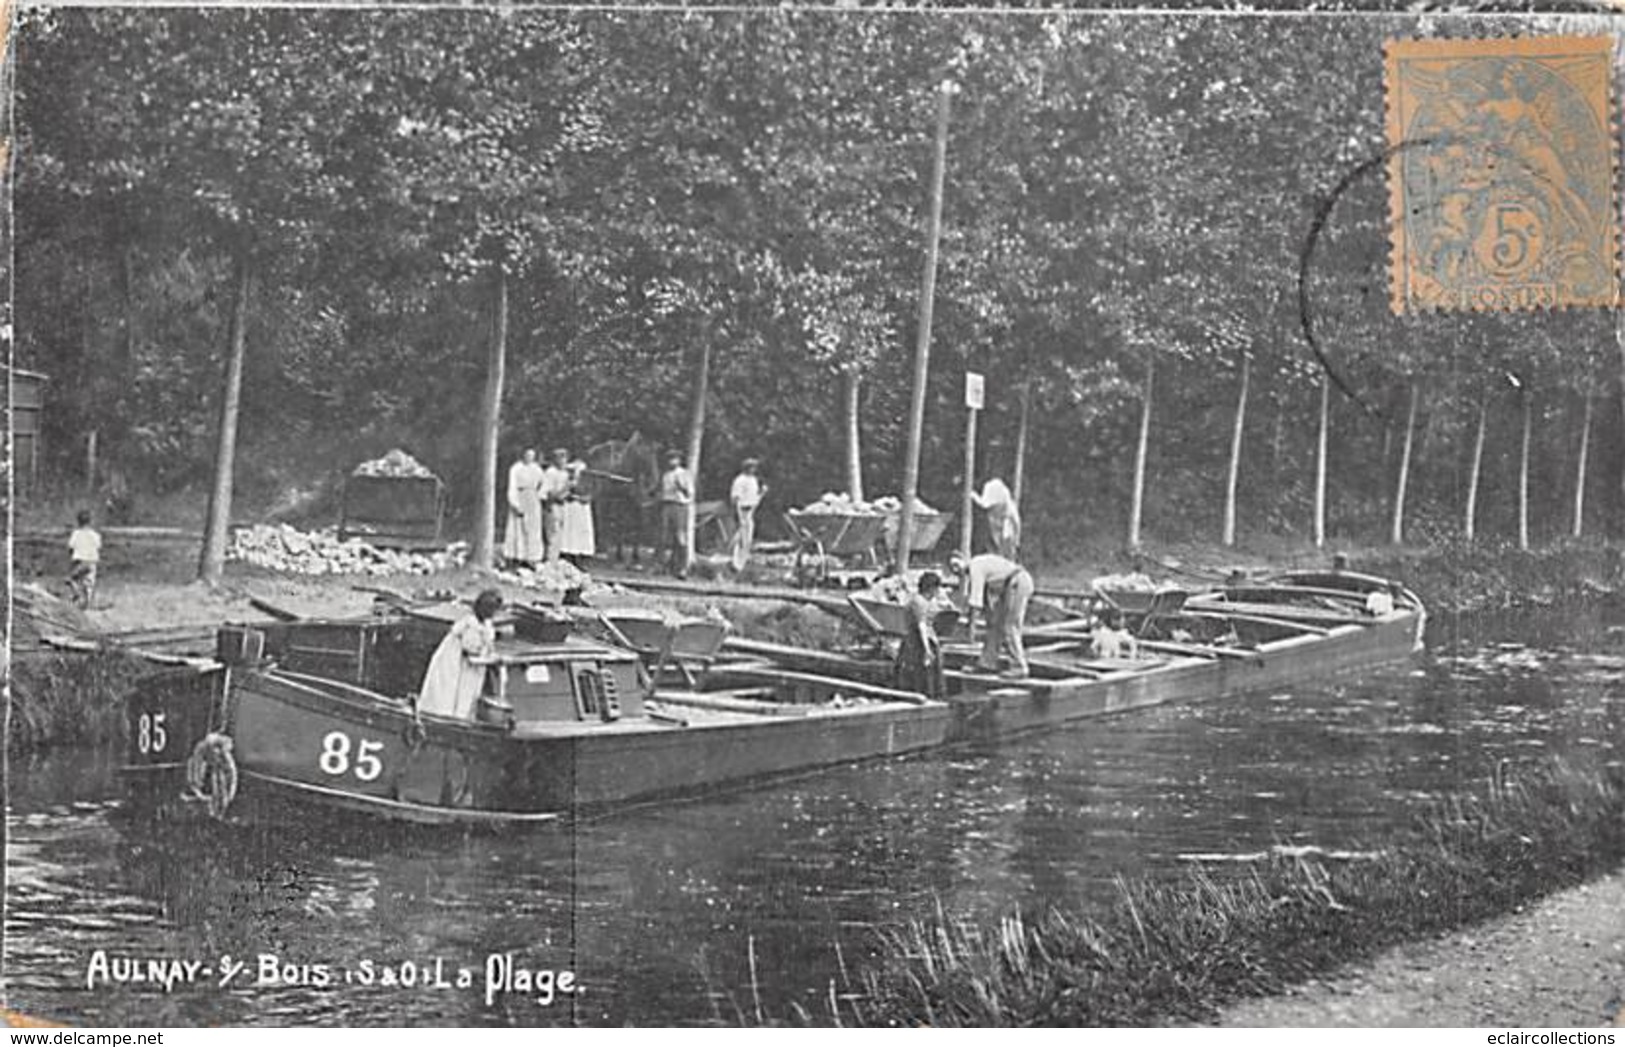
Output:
1179,609,1333,635
605,576,856,617
39,633,218,668
1181,598,1370,626
650,690,814,716
721,636,893,675
708,665,936,705
1138,638,1263,663
1220,583,1373,604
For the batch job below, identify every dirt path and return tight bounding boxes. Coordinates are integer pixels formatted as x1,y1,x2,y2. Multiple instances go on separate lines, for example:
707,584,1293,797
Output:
85,576,395,633
1220,871,1625,1027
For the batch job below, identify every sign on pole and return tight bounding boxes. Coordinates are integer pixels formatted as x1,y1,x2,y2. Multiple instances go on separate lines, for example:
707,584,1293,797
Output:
965,371,984,411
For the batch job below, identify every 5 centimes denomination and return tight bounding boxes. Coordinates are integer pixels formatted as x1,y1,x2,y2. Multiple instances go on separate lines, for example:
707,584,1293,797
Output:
1385,35,1619,314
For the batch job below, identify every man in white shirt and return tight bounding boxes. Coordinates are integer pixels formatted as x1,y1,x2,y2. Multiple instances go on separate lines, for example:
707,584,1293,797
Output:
970,477,1021,558
729,457,766,573
955,551,1033,678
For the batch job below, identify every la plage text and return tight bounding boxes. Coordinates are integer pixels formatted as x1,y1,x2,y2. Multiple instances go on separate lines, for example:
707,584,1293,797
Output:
84,950,577,1007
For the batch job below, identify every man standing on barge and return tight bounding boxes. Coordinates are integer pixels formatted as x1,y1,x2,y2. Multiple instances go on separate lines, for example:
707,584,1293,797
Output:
954,551,1033,679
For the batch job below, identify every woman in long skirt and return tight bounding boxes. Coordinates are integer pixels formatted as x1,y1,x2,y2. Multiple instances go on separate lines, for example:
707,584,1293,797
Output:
418,590,501,719
502,451,545,567
892,572,946,700
557,461,596,566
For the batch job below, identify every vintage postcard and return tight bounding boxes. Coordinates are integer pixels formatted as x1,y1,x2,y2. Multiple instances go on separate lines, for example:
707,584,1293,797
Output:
7,3,1625,1033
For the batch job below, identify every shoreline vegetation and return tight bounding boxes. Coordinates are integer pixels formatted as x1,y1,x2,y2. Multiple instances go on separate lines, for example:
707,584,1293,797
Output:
838,761,1625,1028
8,651,150,757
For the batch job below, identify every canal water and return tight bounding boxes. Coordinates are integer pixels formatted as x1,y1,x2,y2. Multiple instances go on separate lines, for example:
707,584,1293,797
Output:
7,604,1624,1026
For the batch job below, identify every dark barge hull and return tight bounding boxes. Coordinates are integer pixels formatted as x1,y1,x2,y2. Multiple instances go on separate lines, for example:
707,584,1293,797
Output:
122,666,957,826
120,572,1424,826
946,604,1422,735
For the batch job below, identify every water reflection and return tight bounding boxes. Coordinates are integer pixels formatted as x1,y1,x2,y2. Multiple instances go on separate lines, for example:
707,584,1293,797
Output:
7,605,1624,1025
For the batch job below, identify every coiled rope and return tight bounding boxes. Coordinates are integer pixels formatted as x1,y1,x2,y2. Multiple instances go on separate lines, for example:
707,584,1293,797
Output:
185,732,239,820
403,716,428,753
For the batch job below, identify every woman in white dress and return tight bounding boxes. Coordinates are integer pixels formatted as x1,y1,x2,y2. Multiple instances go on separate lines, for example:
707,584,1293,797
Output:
417,589,502,719
557,460,596,565
502,450,545,567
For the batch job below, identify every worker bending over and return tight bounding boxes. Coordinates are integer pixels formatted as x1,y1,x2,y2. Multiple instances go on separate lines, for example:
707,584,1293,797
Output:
953,552,1034,679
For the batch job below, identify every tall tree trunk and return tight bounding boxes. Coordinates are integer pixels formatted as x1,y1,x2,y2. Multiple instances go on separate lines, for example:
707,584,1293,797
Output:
1573,391,1593,539
85,430,98,493
1128,350,1153,549
1390,381,1419,546
1464,394,1487,543
1269,392,1286,490
685,335,712,557
1518,391,1533,552
472,268,508,571
1012,375,1032,512
111,245,139,487
1223,355,1250,547
843,369,864,502
119,247,138,370
1313,370,1330,548
115,245,138,443
197,255,251,585
897,81,952,574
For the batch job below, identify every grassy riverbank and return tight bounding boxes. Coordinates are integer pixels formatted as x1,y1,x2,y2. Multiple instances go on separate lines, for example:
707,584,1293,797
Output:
7,650,150,755
1351,541,1624,614
1031,533,1625,616
840,761,1625,1027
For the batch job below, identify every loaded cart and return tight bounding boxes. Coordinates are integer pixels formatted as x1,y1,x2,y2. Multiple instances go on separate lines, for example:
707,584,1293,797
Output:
339,450,445,549
783,509,890,587
881,507,952,559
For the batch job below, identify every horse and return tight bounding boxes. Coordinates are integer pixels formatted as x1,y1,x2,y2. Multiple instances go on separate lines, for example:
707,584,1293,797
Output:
582,432,661,564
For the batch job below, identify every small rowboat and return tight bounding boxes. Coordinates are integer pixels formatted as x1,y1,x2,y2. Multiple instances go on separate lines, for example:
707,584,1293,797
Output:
118,569,1424,827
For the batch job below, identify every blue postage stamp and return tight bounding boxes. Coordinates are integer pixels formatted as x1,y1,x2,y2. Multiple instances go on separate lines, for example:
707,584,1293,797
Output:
1386,36,1618,313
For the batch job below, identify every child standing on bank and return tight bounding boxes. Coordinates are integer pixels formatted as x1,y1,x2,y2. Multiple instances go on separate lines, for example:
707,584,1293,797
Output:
67,509,102,608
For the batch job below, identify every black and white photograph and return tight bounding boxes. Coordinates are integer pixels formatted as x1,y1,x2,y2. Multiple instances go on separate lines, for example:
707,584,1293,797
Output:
6,0,1625,1029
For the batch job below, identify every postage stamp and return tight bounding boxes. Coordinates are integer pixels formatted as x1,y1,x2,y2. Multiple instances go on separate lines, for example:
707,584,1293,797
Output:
1385,36,1618,313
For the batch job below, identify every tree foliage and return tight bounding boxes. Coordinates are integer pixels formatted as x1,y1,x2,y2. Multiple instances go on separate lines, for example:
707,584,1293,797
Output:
17,8,1623,554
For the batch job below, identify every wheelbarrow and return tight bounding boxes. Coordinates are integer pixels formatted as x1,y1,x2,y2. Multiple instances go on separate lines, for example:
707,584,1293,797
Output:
1093,584,1189,637
879,509,953,559
783,509,890,587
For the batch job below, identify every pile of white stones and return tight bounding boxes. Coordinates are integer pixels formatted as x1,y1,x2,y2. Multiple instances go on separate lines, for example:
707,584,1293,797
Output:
494,559,592,592
227,524,470,576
